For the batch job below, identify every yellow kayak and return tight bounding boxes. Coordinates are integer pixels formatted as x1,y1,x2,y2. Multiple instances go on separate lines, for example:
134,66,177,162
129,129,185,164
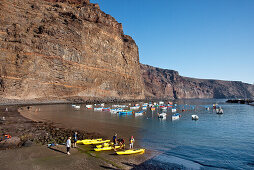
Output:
96,143,110,148
76,138,102,144
83,140,110,145
116,149,145,155
96,142,114,148
94,145,121,151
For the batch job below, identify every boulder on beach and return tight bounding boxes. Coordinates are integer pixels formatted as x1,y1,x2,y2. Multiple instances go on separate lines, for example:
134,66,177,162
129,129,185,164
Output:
0,137,21,149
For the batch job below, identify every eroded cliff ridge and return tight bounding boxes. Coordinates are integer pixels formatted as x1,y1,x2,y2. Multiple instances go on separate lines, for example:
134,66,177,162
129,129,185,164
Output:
141,64,254,99
0,0,144,101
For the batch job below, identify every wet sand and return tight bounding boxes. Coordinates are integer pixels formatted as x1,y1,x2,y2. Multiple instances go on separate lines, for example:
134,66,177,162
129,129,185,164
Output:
0,143,158,170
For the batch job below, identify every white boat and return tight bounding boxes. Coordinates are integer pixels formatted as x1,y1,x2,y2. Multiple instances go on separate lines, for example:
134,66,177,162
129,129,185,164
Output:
74,105,80,109
159,101,164,105
135,111,144,116
172,108,177,112
86,105,93,109
110,108,123,114
172,113,181,120
161,107,167,110
249,102,254,106
142,106,147,110
216,108,223,114
192,115,199,120
158,113,167,119
130,106,140,110
94,107,103,111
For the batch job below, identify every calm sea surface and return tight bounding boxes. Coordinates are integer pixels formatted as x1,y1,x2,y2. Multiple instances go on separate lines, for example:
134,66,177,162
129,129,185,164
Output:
28,99,254,169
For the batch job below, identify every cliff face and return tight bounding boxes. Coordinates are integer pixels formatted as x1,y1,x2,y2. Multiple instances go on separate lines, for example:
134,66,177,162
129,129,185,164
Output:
141,64,254,99
0,0,144,101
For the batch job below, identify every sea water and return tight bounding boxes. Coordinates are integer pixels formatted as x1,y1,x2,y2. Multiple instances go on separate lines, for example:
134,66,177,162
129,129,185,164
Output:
27,99,254,169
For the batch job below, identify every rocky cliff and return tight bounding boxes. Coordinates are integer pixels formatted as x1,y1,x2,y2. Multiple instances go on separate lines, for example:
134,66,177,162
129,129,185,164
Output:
0,0,144,101
141,64,254,99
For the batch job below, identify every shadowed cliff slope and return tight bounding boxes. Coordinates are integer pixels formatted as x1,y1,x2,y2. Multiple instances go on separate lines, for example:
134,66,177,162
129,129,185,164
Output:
141,64,254,99
0,0,144,101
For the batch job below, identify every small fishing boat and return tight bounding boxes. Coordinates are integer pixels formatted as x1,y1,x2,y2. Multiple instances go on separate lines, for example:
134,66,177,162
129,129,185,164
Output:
158,113,167,119
172,108,177,112
116,149,145,155
161,107,167,110
192,115,199,120
172,113,181,120
102,108,111,112
119,110,133,115
135,111,144,116
216,107,223,114
94,107,103,111
142,106,147,110
159,101,164,105
110,108,123,114
130,106,139,110
86,105,93,109
74,105,80,109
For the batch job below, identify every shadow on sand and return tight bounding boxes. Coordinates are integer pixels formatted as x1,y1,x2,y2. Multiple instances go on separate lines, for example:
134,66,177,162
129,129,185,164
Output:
48,147,66,154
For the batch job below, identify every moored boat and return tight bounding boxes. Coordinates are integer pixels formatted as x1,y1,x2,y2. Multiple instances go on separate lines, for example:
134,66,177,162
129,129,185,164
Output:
94,107,103,111
216,107,223,114
172,113,181,120
142,106,147,110
110,108,123,114
135,111,144,116
192,115,199,120
86,105,93,109
172,108,177,112
130,106,139,110
102,108,111,111
158,113,167,119
119,110,133,115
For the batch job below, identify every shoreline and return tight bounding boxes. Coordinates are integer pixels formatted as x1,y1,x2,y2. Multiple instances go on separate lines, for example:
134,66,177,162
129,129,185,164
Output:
0,97,159,107
0,104,162,169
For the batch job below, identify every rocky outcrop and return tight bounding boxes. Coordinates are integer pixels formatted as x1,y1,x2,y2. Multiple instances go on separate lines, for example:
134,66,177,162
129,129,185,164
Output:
141,64,254,99
0,0,144,101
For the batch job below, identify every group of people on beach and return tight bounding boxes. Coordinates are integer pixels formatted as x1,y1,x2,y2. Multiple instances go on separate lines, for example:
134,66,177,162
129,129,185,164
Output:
113,133,135,150
65,132,78,155
65,132,135,155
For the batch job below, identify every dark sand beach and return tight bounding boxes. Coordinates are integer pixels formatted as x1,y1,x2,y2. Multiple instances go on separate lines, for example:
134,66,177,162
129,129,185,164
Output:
0,105,161,170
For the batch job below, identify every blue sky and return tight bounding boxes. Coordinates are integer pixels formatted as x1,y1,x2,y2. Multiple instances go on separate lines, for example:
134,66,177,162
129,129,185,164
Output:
91,0,254,84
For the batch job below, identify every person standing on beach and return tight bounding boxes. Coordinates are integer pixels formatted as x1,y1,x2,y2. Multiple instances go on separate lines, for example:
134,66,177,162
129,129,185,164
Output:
113,133,117,151
73,132,78,148
66,137,71,155
129,136,135,149
113,134,117,145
